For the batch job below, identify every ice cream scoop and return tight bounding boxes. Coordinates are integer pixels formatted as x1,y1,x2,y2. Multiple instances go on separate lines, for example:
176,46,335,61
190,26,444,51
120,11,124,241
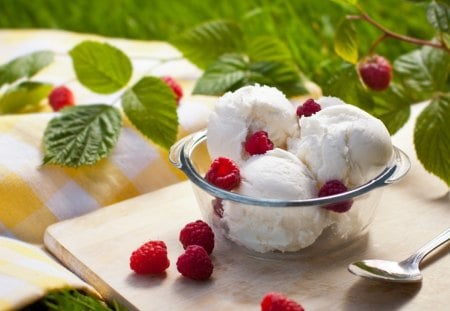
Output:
207,85,299,164
221,149,331,253
290,104,393,188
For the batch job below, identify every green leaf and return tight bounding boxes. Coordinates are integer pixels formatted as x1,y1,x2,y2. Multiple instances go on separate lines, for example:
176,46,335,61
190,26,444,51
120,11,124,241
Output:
0,81,52,114
193,54,247,95
414,94,450,186
69,41,132,94
427,1,450,33
371,85,412,134
43,104,122,167
121,76,178,150
247,36,294,63
170,20,244,69
247,36,307,96
322,64,375,111
193,53,307,97
42,290,126,311
334,19,358,64
394,46,450,97
0,50,54,87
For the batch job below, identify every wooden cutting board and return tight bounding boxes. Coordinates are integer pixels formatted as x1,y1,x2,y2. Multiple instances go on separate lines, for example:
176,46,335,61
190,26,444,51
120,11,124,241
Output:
44,176,450,310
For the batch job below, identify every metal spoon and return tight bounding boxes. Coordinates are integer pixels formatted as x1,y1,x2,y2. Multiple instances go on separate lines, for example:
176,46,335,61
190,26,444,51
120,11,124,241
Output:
348,227,450,282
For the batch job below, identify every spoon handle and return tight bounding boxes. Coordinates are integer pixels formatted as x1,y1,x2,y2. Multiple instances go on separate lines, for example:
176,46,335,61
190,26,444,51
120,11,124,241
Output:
404,227,450,266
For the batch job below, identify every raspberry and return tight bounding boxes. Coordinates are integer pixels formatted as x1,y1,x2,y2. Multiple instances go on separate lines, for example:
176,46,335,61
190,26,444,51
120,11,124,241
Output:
261,292,305,311
176,245,213,280
205,157,241,190
161,76,183,105
245,131,274,155
318,180,353,213
129,240,170,274
179,220,215,254
48,86,75,111
358,55,392,91
296,98,321,118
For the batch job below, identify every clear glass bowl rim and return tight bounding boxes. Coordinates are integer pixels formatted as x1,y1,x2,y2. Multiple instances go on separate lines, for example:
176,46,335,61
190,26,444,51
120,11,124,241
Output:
170,130,411,208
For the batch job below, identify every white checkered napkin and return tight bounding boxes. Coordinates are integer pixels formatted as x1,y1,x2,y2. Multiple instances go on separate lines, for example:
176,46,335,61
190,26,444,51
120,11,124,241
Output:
0,236,99,310
0,109,205,243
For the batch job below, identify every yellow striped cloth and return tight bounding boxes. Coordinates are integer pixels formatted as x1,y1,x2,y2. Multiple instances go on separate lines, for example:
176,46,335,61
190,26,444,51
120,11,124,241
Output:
0,112,203,243
0,236,99,310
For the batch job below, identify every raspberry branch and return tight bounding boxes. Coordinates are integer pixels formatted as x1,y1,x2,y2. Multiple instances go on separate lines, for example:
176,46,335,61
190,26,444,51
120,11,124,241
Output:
347,13,450,53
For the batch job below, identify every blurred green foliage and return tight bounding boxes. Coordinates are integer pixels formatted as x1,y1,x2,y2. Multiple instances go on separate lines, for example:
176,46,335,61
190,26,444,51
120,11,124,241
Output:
0,0,434,82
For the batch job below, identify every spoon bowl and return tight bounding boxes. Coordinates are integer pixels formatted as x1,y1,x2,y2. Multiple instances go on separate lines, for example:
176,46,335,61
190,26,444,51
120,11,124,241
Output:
348,259,422,283
348,228,450,282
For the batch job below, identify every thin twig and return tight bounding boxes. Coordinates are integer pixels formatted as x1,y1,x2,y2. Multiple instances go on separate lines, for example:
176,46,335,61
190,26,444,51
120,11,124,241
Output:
347,14,449,52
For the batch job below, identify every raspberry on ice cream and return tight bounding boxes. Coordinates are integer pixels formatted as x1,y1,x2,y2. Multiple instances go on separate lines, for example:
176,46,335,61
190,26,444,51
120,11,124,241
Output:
318,180,353,213
296,98,321,118
179,220,215,254
245,130,274,155
205,157,240,190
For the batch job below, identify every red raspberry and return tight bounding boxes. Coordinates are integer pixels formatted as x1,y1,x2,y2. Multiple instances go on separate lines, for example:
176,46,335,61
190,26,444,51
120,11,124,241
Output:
48,86,75,111
180,220,215,254
129,240,170,274
205,157,241,190
245,131,274,155
296,98,321,118
176,245,213,280
261,292,305,311
161,76,183,105
358,55,392,91
318,180,353,213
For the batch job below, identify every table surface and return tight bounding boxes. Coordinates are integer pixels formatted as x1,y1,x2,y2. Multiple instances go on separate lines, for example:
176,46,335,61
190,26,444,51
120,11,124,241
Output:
44,107,450,310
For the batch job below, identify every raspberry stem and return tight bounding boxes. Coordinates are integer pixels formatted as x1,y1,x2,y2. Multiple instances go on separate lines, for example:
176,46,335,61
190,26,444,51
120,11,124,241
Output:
347,13,450,52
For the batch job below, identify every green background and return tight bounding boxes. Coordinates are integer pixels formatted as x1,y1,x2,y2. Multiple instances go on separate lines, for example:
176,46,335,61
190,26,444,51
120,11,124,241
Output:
0,0,434,80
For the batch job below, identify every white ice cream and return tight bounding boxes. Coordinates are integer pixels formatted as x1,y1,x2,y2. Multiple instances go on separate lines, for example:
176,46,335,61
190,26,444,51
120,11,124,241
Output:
221,149,331,253
207,85,299,164
206,87,394,253
290,104,393,188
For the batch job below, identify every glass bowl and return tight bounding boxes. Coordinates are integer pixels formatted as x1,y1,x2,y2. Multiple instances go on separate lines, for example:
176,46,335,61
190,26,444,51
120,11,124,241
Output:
169,130,410,258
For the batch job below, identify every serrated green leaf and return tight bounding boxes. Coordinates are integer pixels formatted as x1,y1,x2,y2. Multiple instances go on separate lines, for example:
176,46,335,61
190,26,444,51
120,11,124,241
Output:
193,54,247,95
322,64,375,111
121,76,178,150
247,36,293,63
334,19,358,64
0,51,54,87
69,41,132,94
394,46,450,97
194,53,307,97
43,104,122,167
371,85,411,134
414,94,450,186
170,20,244,69
427,1,450,33
0,81,52,114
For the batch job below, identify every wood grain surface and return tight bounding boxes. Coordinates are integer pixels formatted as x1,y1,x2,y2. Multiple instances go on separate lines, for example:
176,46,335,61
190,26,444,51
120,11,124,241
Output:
44,178,449,311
